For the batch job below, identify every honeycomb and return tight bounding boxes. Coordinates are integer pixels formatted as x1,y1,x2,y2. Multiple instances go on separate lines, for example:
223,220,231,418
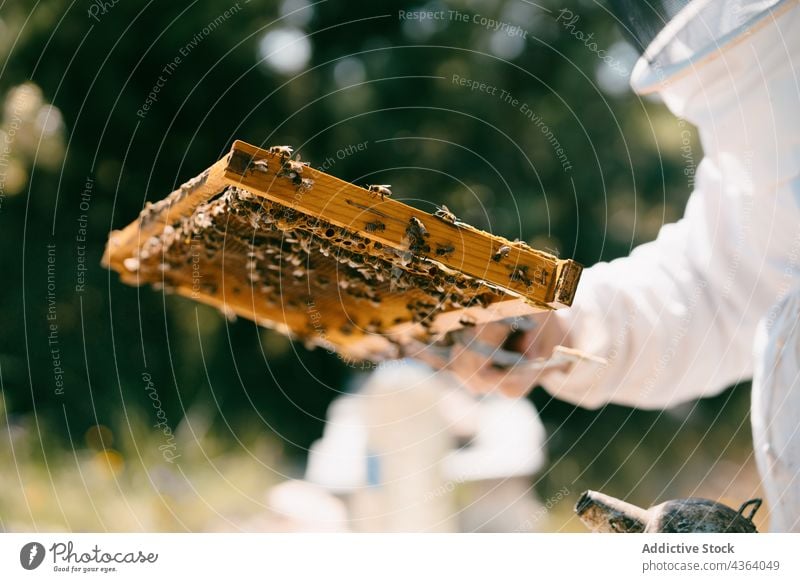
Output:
103,141,582,361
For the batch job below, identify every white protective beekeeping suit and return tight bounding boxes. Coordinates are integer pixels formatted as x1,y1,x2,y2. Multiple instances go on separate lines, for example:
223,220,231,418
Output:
542,0,800,530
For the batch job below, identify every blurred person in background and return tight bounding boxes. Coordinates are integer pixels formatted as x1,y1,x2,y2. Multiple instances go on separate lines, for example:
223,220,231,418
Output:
279,361,548,532
419,0,800,531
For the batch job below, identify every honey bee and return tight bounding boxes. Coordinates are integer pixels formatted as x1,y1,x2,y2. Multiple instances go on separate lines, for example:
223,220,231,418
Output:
492,245,511,262
510,266,532,286
355,266,374,280
367,184,392,200
365,319,383,333
459,315,477,327
269,145,294,158
406,216,430,239
435,243,455,257
434,204,457,223
468,294,491,308
278,157,310,186
297,177,314,193
405,217,430,253
365,220,386,233
248,159,270,175
411,217,429,237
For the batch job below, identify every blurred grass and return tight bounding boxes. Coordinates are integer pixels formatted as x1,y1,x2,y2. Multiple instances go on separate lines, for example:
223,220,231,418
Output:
0,395,286,532
2,383,766,532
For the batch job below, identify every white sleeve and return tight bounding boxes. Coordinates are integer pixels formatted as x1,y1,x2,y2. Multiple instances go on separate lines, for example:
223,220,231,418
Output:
541,156,783,409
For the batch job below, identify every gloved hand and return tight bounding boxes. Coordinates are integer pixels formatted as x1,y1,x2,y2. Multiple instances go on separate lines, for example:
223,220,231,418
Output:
410,312,571,397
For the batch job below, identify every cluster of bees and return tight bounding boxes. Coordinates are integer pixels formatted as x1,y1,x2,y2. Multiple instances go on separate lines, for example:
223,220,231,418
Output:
244,145,315,193
127,181,502,345
123,145,553,349
138,168,211,227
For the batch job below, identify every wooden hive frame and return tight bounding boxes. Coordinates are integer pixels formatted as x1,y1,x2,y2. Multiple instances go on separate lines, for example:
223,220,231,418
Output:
103,140,582,361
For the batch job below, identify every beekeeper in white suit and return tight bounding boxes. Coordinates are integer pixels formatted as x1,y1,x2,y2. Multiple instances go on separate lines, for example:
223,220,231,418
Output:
422,0,800,531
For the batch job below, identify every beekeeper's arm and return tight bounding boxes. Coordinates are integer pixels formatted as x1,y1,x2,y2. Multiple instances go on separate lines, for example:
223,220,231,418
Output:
435,156,760,410
541,166,753,409
537,0,800,409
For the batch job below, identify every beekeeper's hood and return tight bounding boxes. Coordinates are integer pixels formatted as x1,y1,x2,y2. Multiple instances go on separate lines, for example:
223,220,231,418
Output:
630,0,799,186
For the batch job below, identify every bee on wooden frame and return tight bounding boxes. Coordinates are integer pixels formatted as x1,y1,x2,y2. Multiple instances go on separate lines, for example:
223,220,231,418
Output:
247,159,270,175
434,204,457,224
491,245,510,262
279,157,310,186
365,220,386,233
296,177,314,193
367,184,392,200
405,217,430,252
435,243,455,257
510,266,532,286
269,145,294,158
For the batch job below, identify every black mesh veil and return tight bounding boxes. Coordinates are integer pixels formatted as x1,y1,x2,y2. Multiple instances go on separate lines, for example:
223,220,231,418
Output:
607,0,691,53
